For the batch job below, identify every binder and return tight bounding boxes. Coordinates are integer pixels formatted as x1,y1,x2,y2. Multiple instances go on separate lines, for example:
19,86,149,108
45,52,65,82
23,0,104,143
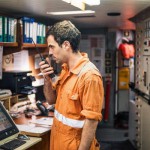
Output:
10,18,15,42
43,25,46,44
32,22,37,44
22,17,30,43
13,19,17,42
0,16,2,42
22,17,35,43
26,19,30,43
29,18,34,43
39,23,42,44
7,18,17,42
2,17,8,42
37,23,40,44
41,24,46,44
7,17,11,42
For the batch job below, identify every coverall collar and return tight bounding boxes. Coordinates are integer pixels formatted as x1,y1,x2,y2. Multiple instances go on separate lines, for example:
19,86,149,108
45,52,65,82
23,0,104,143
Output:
62,53,89,75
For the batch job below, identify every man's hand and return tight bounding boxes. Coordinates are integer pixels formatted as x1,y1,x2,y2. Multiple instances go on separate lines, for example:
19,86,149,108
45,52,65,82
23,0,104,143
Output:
39,58,57,105
39,58,54,77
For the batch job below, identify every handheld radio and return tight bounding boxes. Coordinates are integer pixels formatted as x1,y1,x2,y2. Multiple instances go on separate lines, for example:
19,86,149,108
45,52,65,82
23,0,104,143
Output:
31,38,55,79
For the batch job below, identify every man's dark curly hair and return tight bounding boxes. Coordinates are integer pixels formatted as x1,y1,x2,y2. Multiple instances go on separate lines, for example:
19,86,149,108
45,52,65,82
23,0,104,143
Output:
46,20,81,53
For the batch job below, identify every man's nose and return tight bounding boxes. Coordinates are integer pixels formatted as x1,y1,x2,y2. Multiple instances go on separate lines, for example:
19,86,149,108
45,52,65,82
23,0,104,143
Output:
49,48,53,56
49,53,53,57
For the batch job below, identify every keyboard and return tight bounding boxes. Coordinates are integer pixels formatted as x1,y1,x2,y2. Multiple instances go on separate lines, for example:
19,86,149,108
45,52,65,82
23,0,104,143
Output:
0,139,26,150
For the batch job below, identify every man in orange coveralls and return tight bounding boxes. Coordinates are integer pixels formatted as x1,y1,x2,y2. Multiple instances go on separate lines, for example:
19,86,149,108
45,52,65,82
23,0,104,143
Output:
39,20,104,150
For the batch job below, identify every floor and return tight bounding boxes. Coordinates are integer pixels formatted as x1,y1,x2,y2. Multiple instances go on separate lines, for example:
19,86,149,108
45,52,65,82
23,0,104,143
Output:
96,128,137,150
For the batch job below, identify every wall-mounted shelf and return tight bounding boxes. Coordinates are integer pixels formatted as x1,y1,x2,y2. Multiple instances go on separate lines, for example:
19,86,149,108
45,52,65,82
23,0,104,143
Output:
21,43,47,49
0,42,18,47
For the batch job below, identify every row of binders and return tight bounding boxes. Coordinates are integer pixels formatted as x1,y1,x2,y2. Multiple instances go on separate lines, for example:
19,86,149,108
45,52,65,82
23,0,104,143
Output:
0,16,17,42
21,17,46,44
0,16,46,44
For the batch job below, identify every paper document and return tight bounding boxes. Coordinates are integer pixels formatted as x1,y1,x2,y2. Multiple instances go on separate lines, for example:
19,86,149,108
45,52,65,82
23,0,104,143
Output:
29,117,53,126
16,124,50,134
13,50,29,71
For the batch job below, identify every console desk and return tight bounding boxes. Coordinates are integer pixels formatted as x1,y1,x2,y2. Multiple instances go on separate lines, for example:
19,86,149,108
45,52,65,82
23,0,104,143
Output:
14,113,53,150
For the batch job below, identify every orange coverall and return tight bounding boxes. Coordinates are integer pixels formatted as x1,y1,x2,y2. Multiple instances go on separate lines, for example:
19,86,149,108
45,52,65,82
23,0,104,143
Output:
50,53,104,150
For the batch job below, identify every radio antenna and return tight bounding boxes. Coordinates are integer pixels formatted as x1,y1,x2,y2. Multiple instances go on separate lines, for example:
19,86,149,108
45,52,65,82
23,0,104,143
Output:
31,38,44,61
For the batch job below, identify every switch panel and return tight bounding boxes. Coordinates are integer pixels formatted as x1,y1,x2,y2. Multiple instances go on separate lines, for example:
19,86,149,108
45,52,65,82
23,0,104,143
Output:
133,17,150,150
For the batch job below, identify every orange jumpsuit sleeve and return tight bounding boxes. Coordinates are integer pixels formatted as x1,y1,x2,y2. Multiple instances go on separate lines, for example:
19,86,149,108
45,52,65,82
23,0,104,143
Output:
80,74,104,121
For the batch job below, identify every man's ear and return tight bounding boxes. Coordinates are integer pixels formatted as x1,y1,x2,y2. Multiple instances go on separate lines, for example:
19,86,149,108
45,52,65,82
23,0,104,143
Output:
62,41,71,50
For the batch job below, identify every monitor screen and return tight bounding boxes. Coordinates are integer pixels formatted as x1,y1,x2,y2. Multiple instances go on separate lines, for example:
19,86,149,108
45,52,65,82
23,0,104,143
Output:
0,110,12,131
0,102,19,140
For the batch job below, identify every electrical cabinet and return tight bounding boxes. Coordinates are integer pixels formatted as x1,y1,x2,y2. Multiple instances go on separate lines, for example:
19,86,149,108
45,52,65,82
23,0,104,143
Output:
130,7,150,150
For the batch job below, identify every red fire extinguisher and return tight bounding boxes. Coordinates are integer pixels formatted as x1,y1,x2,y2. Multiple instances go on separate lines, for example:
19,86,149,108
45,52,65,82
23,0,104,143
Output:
104,79,111,121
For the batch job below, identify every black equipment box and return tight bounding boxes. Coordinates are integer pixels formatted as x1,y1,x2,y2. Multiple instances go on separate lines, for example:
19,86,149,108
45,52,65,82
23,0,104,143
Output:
0,70,34,94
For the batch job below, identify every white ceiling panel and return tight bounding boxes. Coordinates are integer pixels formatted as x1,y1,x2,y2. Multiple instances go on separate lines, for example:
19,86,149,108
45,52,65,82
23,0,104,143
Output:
0,0,149,29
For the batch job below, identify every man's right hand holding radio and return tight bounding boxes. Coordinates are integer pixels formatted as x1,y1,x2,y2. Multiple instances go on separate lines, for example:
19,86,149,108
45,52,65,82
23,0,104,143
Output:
39,58,54,78
39,58,57,105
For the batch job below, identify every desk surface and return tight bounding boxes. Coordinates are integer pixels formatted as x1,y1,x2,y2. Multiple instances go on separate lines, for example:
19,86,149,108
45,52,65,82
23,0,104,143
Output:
14,112,54,124
13,113,53,150
14,113,53,137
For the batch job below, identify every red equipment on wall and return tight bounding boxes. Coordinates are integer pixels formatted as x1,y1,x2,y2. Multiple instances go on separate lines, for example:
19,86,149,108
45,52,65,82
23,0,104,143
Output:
118,43,135,59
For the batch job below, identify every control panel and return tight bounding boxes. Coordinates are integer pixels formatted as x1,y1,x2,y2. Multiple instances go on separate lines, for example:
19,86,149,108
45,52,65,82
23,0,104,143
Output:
133,17,150,150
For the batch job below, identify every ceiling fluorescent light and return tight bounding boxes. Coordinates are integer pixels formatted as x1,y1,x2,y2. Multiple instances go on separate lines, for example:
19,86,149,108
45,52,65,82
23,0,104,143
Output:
71,0,85,10
47,10,95,15
62,0,85,10
62,0,71,3
84,0,100,5
62,0,100,10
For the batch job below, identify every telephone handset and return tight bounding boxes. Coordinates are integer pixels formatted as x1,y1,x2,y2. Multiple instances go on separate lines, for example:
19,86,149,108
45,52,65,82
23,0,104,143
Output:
31,38,55,79
36,101,49,116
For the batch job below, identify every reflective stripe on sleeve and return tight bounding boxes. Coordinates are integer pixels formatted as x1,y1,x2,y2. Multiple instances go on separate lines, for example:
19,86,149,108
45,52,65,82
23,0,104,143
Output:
54,110,85,128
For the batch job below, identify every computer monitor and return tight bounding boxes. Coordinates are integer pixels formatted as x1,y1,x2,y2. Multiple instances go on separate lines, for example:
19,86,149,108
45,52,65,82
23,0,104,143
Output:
0,102,19,141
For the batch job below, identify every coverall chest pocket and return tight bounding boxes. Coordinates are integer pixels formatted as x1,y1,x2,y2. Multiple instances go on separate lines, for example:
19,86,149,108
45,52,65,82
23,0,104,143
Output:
66,91,81,116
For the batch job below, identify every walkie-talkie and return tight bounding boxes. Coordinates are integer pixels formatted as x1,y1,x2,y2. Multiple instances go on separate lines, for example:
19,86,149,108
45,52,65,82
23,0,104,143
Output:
31,38,55,79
